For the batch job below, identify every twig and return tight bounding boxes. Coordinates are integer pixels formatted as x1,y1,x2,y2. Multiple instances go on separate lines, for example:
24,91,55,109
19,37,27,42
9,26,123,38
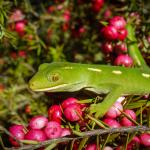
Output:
4,126,150,150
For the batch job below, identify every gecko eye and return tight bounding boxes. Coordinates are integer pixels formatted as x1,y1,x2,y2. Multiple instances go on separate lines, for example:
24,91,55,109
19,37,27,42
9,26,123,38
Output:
48,73,60,82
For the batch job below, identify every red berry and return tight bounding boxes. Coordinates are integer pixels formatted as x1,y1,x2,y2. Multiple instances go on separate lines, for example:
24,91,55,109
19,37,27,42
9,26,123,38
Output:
92,0,104,13
118,28,128,41
114,54,133,67
114,42,127,54
61,128,71,137
48,105,62,123
109,16,126,30
61,97,78,109
120,109,136,127
63,10,71,22
15,21,25,36
9,9,24,22
18,50,27,58
101,41,113,53
85,143,100,150
101,26,118,40
104,9,112,20
140,133,150,147
44,121,62,139
105,102,123,119
47,6,56,13
10,52,17,59
29,115,48,129
64,104,82,122
103,118,121,128
25,129,47,142
25,105,31,114
127,136,140,150
103,146,113,150
9,124,26,146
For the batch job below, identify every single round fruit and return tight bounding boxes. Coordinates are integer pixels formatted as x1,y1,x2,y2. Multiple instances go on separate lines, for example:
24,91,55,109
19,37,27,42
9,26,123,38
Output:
29,115,48,129
118,28,128,41
9,124,26,146
61,128,71,137
15,21,25,36
48,105,62,123
101,41,113,53
18,50,27,58
44,121,62,139
103,146,113,150
64,104,82,122
114,42,127,54
25,129,47,142
63,10,71,22
101,25,118,40
127,136,140,150
85,143,100,150
105,102,123,118
114,54,133,67
92,0,104,13
103,118,121,128
61,97,78,109
120,109,136,127
140,133,150,147
109,16,126,30
104,9,112,20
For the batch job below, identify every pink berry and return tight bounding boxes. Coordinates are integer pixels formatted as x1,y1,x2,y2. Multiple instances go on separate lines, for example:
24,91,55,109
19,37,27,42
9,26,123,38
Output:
118,28,128,41
61,97,78,109
105,102,123,118
48,105,62,123
64,104,82,122
9,124,26,146
44,121,62,139
104,9,112,20
85,143,100,150
15,21,25,36
103,118,121,128
29,115,48,129
73,142,79,150
114,42,127,54
101,26,118,40
114,54,133,67
140,133,150,147
101,41,113,53
103,146,113,150
25,129,47,142
92,0,104,13
127,136,140,150
18,50,27,58
109,16,126,30
120,109,136,127
9,9,24,22
61,128,71,137
63,10,71,22
115,146,123,150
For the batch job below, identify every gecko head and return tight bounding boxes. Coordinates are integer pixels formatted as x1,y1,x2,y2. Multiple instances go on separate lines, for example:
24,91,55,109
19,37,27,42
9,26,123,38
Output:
29,62,86,92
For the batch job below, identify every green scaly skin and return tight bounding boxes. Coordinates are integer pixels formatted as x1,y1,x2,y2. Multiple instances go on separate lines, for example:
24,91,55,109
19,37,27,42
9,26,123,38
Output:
29,62,150,118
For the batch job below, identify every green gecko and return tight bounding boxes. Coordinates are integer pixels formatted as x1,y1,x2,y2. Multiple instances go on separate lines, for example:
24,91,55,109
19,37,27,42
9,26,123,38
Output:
29,62,150,118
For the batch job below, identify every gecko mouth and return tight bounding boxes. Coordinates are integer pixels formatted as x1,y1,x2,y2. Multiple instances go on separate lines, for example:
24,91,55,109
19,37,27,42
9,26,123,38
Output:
31,83,69,92
30,81,84,92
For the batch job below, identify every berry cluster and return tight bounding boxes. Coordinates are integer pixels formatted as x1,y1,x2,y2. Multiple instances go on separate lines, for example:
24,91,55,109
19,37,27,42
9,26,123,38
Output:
8,97,150,149
101,16,133,67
